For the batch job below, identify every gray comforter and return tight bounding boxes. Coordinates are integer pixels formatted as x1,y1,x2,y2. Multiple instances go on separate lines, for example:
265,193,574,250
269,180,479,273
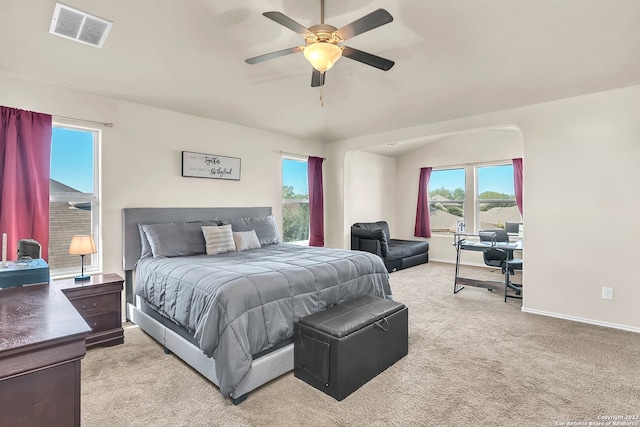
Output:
135,243,391,396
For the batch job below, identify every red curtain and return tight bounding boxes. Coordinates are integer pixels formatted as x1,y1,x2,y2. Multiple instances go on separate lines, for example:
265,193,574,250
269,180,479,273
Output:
513,158,523,215
308,156,324,247
414,167,432,238
0,106,52,262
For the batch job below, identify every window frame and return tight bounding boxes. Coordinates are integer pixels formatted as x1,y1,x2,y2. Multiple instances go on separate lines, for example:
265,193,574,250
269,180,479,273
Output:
49,121,101,278
476,162,518,232
281,155,310,244
428,167,467,233
429,161,518,235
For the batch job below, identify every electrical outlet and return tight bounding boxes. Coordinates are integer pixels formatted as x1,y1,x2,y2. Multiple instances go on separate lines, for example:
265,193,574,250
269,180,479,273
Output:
602,287,614,300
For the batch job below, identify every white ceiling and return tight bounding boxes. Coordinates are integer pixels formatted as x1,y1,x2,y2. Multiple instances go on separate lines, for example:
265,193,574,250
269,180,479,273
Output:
1,0,639,144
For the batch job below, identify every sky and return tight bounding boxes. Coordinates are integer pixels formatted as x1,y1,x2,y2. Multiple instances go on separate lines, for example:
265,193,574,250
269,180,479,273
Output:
430,165,515,195
282,158,308,195
50,127,94,193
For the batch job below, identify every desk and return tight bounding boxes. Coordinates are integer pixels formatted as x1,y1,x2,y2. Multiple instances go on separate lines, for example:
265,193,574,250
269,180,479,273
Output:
453,233,522,296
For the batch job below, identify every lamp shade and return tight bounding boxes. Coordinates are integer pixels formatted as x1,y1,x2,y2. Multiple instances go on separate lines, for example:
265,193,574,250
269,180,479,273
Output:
303,42,342,73
68,235,96,255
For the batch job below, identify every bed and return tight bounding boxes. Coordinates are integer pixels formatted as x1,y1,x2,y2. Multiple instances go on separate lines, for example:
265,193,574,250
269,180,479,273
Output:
122,207,392,404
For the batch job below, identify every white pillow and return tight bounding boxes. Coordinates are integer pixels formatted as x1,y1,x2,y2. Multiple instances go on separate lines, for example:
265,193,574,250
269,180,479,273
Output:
202,225,236,255
233,230,261,252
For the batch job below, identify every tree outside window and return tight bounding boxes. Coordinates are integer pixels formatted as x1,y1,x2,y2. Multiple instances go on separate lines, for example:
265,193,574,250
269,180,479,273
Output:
282,158,309,243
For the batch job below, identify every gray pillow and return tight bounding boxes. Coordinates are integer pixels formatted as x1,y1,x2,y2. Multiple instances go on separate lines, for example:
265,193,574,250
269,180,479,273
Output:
138,224,153,259
220,215,281,245
141,221,219,258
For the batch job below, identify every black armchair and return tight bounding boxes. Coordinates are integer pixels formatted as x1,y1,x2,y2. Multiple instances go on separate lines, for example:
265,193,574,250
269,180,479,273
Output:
351,221,429,273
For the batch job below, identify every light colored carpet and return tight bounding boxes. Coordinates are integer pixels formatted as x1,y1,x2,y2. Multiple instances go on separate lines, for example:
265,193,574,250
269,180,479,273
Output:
81,262,640,426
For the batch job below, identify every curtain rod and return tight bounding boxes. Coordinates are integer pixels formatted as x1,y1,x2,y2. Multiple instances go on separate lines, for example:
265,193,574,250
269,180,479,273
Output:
428,158,518,170
278,150,308,160
53,115,113,128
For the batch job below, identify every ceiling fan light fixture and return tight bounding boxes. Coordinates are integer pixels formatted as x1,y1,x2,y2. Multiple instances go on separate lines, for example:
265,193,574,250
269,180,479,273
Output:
304,42,342,73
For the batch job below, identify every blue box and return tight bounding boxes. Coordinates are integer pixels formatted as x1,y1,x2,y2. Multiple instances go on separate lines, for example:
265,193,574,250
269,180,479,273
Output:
0,259,50,289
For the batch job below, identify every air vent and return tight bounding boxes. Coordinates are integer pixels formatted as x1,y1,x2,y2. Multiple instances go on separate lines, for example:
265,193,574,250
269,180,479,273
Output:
49,3,112,48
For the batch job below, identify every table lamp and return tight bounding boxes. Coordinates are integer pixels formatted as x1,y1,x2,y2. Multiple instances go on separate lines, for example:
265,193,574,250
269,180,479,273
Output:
68,235,96,281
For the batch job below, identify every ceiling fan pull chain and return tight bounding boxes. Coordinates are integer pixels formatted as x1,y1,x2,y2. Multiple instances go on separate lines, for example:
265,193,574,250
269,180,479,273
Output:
320,86,324,107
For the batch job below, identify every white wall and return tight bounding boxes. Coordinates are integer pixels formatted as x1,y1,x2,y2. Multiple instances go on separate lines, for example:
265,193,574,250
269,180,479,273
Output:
516,88,640,331
327,84,640,332
0,71,324,278
344,150,396,238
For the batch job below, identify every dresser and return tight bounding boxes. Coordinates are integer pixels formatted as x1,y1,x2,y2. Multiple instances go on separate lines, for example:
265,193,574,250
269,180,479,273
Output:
53,273,124,348
0,284,91,427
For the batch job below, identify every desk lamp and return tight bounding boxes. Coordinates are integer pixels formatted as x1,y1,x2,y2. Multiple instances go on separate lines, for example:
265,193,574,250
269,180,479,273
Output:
68,235,96,281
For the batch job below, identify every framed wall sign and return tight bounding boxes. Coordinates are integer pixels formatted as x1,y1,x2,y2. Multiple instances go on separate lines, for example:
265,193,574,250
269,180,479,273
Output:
181,151,241,181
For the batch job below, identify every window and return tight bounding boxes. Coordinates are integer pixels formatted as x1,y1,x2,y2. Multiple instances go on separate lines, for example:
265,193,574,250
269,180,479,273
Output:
49,125,100,276
282,158,309,243
477,164,519,230
428,162,521,234
428,168,466,233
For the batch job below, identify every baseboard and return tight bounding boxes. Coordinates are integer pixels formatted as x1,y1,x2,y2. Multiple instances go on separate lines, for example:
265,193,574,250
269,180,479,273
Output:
521,307,640,334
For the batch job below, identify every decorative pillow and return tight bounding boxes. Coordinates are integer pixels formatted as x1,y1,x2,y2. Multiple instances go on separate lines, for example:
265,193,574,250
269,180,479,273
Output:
233,230,261,252
141,221,218,258
202,224,236,255
220,215,281,245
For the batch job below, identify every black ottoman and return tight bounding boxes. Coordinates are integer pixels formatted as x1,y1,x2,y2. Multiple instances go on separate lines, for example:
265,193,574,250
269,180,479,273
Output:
293,294,408,401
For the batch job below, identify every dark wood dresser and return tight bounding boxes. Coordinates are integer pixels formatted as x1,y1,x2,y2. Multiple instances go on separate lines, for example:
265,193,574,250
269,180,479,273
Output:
53,273,124,348
0,284,91,427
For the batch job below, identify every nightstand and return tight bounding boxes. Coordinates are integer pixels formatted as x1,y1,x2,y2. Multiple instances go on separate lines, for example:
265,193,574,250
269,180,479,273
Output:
54,273,124,348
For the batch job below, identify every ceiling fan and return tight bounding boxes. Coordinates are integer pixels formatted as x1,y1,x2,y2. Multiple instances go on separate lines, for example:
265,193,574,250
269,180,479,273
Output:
245,0,395,87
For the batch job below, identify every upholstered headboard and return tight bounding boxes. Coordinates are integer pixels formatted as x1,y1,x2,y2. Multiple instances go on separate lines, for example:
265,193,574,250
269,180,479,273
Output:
122,207,273,307
122,206,273,271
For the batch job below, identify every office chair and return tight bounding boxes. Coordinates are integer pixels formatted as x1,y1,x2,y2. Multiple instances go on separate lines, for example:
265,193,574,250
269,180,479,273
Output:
480,229,521,302
478,229,512,273
504,259,523,301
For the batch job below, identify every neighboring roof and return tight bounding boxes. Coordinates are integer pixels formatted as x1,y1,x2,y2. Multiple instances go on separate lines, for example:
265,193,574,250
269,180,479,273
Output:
430,209,461,232
430,194,451,202
50,179,80,193
430,205,522,233
479,205,522,229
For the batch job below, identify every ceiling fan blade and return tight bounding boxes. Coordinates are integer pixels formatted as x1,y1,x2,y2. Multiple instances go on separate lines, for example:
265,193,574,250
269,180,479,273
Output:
334,9,393,41
342,46,395,71
311,69,325,87
263,11,314,37
245,46,304,64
